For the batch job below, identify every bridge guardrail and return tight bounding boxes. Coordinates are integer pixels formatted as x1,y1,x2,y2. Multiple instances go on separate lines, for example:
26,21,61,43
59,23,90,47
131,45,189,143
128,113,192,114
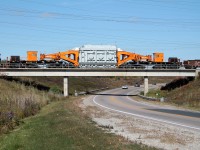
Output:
138,94,167,102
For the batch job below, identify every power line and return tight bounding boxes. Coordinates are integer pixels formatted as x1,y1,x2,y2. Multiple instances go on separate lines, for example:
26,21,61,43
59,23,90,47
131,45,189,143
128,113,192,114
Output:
0,7,200,28
17,0,200,15
0,21,200,47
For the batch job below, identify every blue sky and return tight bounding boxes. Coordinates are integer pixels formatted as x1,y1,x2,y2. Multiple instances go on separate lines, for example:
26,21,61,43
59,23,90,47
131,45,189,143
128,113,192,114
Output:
0,0,200,61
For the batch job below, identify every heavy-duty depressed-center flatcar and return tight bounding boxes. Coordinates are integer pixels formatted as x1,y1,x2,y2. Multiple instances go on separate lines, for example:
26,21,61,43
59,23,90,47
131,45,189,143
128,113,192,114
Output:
0,45,198,69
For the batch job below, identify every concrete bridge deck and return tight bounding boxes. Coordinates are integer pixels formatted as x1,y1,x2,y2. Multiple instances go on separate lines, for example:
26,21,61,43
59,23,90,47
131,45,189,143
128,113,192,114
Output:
0,68,197,77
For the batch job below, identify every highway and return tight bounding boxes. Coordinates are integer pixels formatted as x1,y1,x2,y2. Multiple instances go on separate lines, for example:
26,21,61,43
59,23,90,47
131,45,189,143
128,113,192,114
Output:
92,86,200,131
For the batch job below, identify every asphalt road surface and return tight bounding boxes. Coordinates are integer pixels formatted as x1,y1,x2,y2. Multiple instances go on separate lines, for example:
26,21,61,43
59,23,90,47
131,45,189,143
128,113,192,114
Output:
93,85,200,131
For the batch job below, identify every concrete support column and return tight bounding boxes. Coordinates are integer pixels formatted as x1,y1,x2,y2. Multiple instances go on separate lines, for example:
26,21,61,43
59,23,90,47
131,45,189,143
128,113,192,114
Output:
144,76,149,96
195,70,200,80
64,77,69,97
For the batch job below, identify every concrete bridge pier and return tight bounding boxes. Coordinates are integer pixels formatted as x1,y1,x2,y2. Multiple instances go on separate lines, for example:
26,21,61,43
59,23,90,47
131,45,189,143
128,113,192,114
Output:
144,76,149,96
195,70,200,80
64,77,69,97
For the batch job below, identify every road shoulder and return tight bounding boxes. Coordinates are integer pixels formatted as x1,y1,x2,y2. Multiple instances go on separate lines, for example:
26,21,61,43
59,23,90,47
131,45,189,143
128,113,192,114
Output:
79,92,200,150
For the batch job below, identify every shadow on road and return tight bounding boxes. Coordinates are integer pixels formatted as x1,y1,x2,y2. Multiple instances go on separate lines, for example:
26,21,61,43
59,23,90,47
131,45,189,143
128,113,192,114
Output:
146,108,200,118
88,93,137,97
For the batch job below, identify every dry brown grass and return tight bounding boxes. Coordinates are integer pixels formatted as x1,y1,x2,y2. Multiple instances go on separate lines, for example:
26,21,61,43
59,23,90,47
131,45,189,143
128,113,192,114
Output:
0,79,62,134
147,77,200,110
165,78,200,109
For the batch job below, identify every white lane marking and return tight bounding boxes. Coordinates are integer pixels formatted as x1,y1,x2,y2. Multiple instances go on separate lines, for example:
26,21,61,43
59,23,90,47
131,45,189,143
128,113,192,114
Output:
93,95,200,131
126,90,200,113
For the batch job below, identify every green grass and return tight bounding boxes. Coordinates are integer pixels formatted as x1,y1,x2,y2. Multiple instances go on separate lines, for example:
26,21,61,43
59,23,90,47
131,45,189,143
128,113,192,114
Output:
0,98,155,150
146,89,167,99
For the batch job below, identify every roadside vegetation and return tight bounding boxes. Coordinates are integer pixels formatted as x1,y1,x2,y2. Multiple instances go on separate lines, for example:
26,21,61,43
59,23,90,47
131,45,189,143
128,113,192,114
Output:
0,76,157,150
17,76,144,95
0,78,63,135
17,76,175,95
166,77,200,109
146,77,200,110
0,97,155,150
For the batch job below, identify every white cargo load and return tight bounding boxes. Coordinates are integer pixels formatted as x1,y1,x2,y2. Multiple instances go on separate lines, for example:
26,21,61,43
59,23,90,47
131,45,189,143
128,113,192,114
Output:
79,45,117,68
80,45,117,51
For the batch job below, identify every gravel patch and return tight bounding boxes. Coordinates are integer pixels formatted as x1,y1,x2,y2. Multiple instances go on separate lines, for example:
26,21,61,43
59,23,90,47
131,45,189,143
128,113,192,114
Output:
79,95,200,150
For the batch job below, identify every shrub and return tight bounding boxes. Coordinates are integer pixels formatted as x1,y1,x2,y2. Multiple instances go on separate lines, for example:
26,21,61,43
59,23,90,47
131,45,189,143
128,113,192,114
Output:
50,86,62,94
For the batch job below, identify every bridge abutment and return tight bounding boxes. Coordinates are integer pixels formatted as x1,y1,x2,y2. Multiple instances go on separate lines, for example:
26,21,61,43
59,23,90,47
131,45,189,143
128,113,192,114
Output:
144,76,149,96
64,77,69,97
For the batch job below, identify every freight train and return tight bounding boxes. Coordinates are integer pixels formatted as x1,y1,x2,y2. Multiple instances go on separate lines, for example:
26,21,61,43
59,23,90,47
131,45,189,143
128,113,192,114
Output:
0,45,199,69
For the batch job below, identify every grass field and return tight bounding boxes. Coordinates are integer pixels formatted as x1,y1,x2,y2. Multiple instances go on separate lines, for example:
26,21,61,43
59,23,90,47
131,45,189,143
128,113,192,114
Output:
0,97,155,150
0,76,158,149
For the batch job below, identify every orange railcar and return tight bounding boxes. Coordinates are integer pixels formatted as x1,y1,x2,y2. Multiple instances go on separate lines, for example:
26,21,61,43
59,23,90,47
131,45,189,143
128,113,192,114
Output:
27,51,38,62
153,52,164,63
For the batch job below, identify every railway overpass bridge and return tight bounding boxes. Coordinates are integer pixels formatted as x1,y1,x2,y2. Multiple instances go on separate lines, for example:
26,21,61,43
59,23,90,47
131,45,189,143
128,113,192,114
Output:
0,68,199,96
